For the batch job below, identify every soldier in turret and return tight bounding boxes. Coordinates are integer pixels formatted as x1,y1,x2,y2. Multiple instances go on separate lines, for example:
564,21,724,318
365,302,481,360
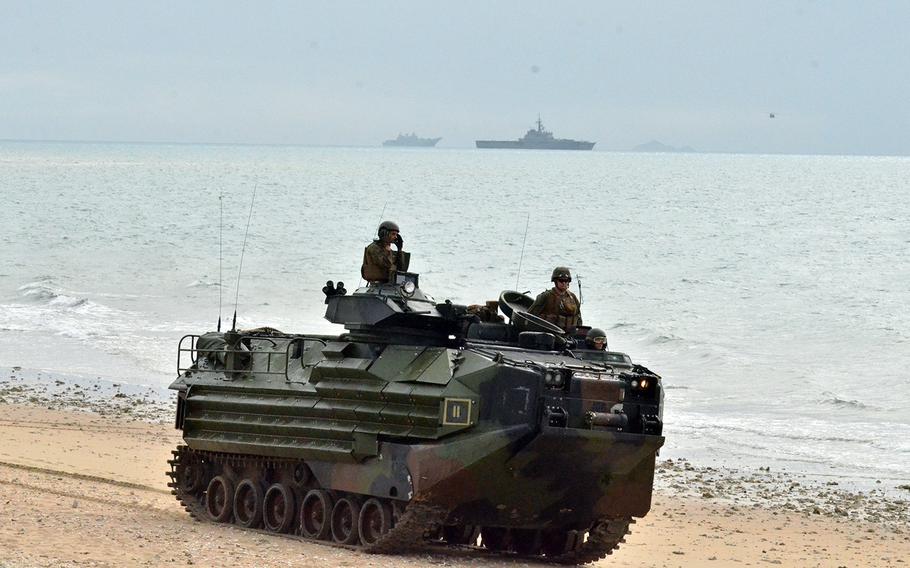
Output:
585,327,608,350
528,266,582,332
361,220,404,284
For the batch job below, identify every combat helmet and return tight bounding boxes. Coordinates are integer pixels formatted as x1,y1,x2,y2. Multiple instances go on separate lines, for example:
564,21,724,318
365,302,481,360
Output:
377,220,400,240
585,327,607,349
551,266,572,282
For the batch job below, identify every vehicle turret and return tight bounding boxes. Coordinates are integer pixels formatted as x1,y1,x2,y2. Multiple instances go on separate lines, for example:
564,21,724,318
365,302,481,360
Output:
323,272,471,344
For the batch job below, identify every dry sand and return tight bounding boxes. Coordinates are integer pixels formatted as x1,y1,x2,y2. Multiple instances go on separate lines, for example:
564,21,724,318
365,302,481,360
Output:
0,383,908,567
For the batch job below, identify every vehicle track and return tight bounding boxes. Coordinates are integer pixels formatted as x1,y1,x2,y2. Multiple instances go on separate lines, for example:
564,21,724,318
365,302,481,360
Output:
168,445,631,564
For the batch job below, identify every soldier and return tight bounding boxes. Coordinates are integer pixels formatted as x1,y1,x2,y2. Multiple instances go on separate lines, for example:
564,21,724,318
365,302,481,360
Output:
528,266,582,332
361,220,404,284
585,327,608,350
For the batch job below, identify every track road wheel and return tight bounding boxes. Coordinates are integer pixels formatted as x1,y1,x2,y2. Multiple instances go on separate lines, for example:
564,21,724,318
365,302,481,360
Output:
442,525,479,545
233,479,264,528
541,529,572,556
300,490,334,540
549,518,631,564
263,483,296,533
205,475,234,523
176,459,204,494
331,496,362,545
512,528,541,555
481,526,509,551
358,498,393,546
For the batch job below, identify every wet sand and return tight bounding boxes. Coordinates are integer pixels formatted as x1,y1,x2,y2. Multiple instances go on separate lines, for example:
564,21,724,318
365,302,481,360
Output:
0,371,908,567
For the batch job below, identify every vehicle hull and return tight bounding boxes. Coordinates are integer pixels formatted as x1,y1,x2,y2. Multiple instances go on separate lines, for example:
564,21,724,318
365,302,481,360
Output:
409,425,663,527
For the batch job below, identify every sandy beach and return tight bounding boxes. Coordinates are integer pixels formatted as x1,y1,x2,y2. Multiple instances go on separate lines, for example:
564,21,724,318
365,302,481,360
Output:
0,373,907,568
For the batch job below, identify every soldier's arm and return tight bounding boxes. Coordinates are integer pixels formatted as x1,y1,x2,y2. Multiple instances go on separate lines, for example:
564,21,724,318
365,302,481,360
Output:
528,291,548,315
573,292,583,325
360,248,370,279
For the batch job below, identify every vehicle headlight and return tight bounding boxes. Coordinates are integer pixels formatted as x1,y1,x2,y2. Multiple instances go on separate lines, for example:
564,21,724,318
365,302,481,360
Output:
573,371,604,381
544,371,564,387
401,281,416,295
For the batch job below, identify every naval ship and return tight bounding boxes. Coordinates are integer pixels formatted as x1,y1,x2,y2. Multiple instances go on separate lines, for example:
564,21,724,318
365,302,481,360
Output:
476,117,595,150
382,133,442,147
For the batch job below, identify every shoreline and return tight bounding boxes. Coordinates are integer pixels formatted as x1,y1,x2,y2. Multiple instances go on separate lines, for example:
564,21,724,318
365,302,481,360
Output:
655,458,909,532
2,365,174,423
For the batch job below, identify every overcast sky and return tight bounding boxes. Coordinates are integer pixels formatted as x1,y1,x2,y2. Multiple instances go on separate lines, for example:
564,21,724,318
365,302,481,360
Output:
2,1,908,154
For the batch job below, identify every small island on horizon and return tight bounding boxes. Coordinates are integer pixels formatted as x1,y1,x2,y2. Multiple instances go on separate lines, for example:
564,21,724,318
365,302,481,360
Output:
382,133,442,147
632,140,697,153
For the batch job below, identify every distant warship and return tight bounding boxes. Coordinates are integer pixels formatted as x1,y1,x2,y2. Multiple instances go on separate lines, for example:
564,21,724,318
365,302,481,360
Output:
382,133,442,147
476,117,595,150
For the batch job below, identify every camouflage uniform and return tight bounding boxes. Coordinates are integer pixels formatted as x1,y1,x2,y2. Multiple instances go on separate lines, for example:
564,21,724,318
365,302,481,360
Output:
528,288,582,331
361,240,396,283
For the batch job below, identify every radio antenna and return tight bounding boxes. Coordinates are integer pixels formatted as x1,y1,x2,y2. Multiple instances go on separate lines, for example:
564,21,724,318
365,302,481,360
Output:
515,212,530,289
378,201,388,224
231,181,259,331
217,192,224,332
577,273,584,305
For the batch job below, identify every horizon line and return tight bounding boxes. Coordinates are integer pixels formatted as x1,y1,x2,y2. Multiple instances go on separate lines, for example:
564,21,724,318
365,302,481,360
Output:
1,137,907,158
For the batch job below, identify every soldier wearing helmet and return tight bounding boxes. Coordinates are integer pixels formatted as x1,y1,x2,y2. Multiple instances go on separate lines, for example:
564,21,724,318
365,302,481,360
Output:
585,327,608,351
361,220,404,283
527,266,582,332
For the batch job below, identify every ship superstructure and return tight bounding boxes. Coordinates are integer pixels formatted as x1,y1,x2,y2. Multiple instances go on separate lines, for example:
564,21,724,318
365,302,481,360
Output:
476,117,595,150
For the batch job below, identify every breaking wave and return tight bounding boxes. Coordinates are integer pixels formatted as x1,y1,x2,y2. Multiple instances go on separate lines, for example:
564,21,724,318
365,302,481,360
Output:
820,394,872,410
186,279,222,288
8,278,128,335
18,279,90,308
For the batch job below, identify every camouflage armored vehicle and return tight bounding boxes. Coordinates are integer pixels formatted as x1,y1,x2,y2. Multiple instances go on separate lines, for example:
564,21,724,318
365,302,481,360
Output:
167,272,664,563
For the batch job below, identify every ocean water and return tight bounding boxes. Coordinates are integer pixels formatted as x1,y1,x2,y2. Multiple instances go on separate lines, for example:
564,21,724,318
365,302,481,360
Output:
1,141,908,488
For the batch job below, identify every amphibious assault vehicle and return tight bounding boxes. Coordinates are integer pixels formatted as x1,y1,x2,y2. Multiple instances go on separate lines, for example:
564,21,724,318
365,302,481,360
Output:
167,272,664,563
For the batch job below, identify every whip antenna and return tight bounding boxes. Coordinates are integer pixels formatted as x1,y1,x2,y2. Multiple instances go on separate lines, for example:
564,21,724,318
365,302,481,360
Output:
577,274,584,305
232,182,258,331
515,212,530,289
217,192,223,332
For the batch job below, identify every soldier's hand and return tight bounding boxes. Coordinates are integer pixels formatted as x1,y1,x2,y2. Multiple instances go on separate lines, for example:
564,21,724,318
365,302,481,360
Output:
394,234,404,249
